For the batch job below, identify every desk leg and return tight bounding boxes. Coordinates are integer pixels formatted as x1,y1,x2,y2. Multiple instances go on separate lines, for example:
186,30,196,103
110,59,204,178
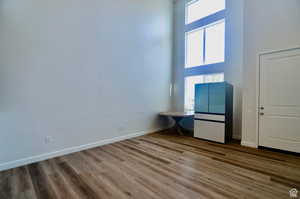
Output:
175,123,184,135
172,117,184,136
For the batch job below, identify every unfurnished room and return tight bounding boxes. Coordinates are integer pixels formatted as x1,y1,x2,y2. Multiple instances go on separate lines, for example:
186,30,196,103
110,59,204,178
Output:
0,0,300,198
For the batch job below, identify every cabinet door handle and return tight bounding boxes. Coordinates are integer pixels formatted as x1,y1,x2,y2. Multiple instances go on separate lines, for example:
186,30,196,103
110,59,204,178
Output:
260,112,264,116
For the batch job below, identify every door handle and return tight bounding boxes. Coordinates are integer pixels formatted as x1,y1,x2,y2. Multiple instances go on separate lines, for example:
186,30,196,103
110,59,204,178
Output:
260,112,264,116
260,107,264,110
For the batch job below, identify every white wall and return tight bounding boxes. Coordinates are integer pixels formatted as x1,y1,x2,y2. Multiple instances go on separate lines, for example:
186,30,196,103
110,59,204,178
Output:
0,0,173,170
172,0,185,112
172,0,244,139
224,0,244,140
242,0,300,147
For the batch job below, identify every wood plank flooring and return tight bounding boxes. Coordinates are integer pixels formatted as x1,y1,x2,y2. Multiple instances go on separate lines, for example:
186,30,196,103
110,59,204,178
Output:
1,131,300,199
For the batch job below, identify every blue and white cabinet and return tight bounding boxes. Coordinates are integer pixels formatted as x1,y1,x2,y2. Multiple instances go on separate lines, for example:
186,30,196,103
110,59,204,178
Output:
194,82,233,143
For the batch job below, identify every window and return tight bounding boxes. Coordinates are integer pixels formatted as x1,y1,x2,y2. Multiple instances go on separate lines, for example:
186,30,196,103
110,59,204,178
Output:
185,29,204,67
184,0,226,111
205,21,225,64
185,73,224,111
186,0,225,24
185,20,225,68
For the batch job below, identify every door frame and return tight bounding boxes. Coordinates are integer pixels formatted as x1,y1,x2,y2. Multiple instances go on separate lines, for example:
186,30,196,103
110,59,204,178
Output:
256,46,300,148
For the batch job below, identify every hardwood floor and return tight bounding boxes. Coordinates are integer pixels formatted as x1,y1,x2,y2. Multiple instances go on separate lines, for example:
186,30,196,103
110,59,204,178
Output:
1,130,300,199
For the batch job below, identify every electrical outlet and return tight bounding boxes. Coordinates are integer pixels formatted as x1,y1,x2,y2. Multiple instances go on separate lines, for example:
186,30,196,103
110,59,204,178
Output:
45,136,54,144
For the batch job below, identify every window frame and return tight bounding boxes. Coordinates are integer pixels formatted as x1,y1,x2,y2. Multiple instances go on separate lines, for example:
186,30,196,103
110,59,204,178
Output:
184,0,227,111
185,19,225,69
185,0,226,25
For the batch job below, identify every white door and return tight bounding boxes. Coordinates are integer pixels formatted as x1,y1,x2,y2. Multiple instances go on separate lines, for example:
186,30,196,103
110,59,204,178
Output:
259,48,300,153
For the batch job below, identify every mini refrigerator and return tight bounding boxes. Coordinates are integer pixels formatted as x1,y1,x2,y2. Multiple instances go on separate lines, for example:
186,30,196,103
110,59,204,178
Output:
194,82,233,143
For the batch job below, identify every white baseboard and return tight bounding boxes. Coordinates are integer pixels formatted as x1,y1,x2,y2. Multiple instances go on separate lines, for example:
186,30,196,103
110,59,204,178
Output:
0,127,166,172
241,140,258,148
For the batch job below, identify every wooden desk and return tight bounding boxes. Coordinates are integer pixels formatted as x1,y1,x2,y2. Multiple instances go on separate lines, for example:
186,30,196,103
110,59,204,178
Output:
159,112,194,135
